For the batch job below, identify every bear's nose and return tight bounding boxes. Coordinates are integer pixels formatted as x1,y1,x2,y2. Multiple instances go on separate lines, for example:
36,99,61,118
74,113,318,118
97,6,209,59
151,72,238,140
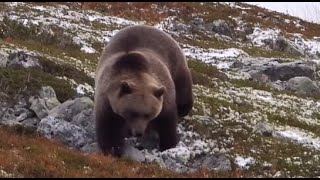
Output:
133,131,143,137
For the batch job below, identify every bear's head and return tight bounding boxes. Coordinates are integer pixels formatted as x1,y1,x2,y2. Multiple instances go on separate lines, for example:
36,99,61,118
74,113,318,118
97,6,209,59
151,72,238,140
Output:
108,74,165,137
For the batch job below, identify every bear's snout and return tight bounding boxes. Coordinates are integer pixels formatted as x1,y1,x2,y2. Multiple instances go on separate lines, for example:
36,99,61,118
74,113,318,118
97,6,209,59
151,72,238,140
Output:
132,130,144,137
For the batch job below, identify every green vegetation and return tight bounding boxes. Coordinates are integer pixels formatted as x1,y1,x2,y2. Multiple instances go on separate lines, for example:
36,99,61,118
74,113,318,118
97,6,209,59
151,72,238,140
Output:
0,68,76,103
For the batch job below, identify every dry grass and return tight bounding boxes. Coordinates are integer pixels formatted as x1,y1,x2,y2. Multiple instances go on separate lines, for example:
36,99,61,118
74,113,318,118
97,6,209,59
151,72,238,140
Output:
0,127,248,178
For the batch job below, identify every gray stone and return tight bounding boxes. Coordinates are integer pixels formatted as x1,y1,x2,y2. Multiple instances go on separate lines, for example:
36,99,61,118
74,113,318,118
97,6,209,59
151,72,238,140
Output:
7,51,42,69
0,52,8,68
81,142,101,154
122,145,146,163
196,154,232,172
70,108,95,141
49,97,94,122
255,122,274,137
37,116,93,149
13,108,35,122
271,37,304,57
286,76,320,97
45,97,61,111
211,19,233,37
262,62,315,81
39,86,57,99
29,96,49,119
21,117,40,130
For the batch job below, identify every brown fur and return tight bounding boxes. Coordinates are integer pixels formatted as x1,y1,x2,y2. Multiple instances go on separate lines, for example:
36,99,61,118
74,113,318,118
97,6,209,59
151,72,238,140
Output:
94,25,193,157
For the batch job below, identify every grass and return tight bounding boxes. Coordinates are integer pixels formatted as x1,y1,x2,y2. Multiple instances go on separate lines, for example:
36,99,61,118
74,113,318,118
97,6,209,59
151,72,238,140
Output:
0,15,101,69
37,56,94,87
0,126,248,178
267,113,320,137
0,67,76,103
230,79,273,92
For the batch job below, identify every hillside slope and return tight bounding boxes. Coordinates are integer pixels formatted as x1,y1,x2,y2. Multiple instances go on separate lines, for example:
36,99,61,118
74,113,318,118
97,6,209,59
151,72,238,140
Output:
1,2,320,178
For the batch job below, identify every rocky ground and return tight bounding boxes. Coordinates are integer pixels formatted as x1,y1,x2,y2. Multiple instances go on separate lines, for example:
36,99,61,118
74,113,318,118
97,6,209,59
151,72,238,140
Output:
1,2,320,178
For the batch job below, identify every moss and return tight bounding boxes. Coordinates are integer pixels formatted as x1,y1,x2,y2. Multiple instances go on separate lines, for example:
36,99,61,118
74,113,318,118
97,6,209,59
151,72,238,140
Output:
188,59,229,81
0,16,100,68
267,113,320,137
37,56,94,86
243,46,300,59
0,68,76,103
230,79,273,92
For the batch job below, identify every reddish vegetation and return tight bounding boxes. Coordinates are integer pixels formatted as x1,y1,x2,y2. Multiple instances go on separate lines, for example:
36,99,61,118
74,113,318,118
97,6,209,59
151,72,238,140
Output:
67,2,320,38
0,127,248,178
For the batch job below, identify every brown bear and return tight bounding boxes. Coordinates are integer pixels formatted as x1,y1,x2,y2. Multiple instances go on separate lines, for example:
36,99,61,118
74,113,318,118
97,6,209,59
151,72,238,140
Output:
94,24,193,158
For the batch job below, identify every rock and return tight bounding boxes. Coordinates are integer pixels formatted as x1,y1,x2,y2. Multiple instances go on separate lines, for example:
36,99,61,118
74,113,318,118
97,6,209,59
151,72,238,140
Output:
262,62,315,81
251,73,270,83
190,17,206,31
269,80,288,91
230,61,245,69
211,19,233,37
37,116,93,149
14,108,35,122
7,51,42,69
39,86,57,99
195,154,232,172
286,76,320,97
81,142,101,154
70,109,95,141
0,108,16,123
271,36,304,56
172,23,189,33
21,117,40,130
45,97,61,111
163,158,193,174
0,52,8,68
136,129,159,150
0,119,22,127
49,97,94,122
38,86,61,110
29,96,49,119
255,122,274,137
122,145,146,163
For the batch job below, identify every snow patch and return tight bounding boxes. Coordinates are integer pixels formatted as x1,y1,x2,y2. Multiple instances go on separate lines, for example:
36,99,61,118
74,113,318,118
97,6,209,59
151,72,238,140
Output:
235,156,255,169
182,44,248,69
274,127,320,150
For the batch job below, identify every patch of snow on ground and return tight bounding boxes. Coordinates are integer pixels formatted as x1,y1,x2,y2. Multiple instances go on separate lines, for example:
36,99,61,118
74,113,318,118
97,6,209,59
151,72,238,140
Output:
76,83,95,95
274,126,320,150
57,76,94,96
182,44,248,69
290,33,320,56
235,156,255,169
247,27,281,47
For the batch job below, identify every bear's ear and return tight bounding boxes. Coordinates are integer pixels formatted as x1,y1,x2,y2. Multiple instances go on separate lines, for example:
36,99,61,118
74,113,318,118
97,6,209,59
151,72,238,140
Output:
154,86,165,98
119,81,133,96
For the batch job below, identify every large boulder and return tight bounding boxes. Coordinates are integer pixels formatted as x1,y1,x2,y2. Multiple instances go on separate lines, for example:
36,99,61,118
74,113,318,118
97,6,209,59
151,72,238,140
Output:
7,51,42,69
286,76,320,97
262,62,315,81
211,19,233,38
49,97,94,122
0,52,8,68
37,116,94,149
271,36,305,56
70,108,95,141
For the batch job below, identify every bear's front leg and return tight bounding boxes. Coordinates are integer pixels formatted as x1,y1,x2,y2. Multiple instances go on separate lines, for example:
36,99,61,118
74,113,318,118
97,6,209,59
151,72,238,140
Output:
95,102,126,157
154,109,179,151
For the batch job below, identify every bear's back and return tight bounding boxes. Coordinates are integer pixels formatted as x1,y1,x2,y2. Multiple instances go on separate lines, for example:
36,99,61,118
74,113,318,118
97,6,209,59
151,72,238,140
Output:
99,25,186,74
